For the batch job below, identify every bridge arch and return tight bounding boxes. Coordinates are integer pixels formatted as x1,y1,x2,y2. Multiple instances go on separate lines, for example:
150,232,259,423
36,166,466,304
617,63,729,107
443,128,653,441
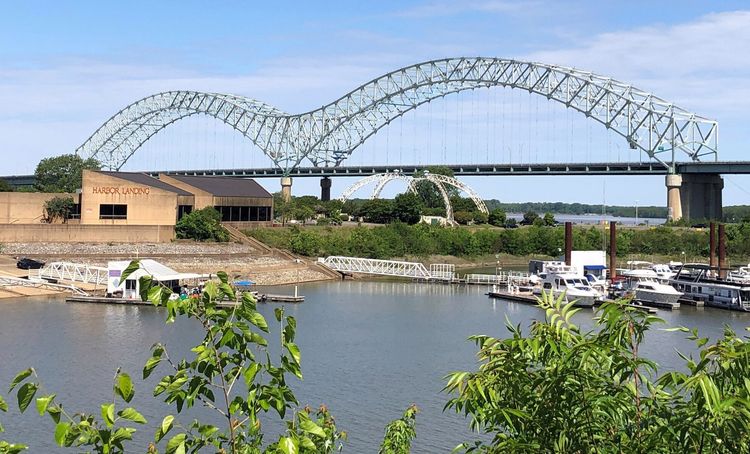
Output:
338,172,488,225
77,58,718,171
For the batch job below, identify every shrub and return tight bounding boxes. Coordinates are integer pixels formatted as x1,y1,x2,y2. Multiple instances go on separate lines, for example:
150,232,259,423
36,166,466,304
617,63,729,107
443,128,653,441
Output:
43,196,75,223
175,207,229,242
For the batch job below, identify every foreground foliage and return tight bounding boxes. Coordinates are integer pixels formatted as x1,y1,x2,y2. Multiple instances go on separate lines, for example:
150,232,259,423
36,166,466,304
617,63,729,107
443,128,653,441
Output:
445,291,750,453
1,261,415,453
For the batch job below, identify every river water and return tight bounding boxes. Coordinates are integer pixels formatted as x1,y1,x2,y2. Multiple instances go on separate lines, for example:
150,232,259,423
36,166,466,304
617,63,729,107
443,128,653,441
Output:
2,281,750,452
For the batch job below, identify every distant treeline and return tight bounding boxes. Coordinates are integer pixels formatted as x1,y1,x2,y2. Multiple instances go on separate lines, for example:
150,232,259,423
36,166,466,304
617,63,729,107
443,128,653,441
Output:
484,201,668,219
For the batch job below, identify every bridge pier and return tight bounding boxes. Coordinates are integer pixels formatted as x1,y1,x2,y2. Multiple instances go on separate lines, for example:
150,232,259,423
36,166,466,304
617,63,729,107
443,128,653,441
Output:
666,174,723,221
281,176,293,202
320,177,332,201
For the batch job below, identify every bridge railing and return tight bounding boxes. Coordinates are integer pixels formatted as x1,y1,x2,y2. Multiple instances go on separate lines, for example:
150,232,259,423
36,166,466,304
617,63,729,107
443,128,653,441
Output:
319,256,432,279
36,262,109,286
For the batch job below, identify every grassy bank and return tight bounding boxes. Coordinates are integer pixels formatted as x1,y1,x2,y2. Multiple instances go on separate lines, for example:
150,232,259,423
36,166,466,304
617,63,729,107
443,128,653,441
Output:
245,223,750,264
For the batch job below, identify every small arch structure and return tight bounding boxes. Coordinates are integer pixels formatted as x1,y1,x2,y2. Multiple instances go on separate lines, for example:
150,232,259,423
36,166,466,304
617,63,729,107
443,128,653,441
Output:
338,172,488,225
76,57,719,172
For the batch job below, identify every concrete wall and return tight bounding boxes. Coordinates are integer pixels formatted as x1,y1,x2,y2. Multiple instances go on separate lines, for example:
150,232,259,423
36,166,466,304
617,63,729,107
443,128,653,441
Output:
0,192,73,224
0,224,175,243
681,174,724,221
81,171,181,225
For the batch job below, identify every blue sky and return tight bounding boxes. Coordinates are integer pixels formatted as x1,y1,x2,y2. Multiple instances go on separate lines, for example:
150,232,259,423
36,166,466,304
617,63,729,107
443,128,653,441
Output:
1,1,749,205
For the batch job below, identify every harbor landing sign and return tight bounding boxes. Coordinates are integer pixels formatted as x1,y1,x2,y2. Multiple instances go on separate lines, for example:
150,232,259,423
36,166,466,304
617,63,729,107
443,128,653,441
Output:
92,186,151,195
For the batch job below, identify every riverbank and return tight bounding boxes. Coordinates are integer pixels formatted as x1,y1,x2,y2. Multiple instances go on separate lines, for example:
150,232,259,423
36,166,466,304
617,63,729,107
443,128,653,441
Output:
0,241,337,298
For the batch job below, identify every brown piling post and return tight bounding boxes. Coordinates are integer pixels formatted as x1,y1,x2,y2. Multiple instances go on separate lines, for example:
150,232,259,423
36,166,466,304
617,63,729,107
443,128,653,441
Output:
718,223,727,279
609,221,617,281
564,222,573,266
709,222,717,270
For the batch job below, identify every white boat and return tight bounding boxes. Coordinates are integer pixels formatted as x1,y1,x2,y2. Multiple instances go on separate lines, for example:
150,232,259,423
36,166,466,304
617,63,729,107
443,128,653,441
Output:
651,263,677,281
727,265,750,284
533,264,599,308
620,265,683,309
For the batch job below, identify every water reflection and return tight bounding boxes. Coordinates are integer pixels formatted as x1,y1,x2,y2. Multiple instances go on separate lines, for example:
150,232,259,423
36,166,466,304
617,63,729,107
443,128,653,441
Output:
2,281,750,452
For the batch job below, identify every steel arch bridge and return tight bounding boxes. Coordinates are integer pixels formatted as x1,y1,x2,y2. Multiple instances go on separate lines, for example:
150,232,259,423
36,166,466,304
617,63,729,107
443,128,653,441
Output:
76,57,718,173
338,172,489,225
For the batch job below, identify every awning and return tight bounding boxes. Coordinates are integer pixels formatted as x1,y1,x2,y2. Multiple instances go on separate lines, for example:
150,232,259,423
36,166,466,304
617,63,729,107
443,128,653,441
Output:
583,265,607,270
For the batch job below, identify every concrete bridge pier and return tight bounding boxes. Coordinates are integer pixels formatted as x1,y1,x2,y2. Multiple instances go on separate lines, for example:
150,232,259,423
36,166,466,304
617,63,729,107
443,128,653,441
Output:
320,177,332,201
281,176,293,202
666,174,724,221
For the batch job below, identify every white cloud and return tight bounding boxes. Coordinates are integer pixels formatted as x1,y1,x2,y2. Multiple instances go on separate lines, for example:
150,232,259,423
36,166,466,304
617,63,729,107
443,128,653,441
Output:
526,11,750,118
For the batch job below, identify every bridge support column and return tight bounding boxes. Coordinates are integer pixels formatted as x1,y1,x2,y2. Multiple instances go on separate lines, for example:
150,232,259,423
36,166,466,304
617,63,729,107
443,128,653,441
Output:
680,174,723,221
666,174,683,222
320,177,332,201
281,176,293,202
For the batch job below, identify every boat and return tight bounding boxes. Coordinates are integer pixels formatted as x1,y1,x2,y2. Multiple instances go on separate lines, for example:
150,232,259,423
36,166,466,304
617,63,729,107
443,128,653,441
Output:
532,263,600,308
651,263,677,281
620,263,682,309
670,264,750,311
727,265,750,284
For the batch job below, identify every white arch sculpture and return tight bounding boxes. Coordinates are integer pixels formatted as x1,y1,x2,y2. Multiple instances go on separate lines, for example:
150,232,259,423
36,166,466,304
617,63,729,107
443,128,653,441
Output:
339,172,488,225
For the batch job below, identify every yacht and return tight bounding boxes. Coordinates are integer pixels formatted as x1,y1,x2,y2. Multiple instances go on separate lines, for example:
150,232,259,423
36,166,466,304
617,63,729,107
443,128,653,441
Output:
620,268,682,309
533,264,599,308
651,263,677,281
670,264,750,311
727,265,750,284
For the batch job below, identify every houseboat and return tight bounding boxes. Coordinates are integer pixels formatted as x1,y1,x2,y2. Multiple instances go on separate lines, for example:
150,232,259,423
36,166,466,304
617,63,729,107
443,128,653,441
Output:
670,264,750,311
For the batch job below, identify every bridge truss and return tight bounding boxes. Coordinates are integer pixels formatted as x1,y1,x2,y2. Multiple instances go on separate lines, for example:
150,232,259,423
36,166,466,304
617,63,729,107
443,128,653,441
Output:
76,58,718,172
339,172,488,225
36,262,109,286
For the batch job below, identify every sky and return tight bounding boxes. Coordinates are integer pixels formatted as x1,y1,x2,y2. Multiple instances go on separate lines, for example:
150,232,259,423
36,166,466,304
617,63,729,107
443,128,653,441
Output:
1,0,749,206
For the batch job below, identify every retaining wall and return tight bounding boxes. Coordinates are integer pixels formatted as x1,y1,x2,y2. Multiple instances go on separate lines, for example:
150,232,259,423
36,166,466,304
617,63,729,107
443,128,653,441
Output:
0,224,175,243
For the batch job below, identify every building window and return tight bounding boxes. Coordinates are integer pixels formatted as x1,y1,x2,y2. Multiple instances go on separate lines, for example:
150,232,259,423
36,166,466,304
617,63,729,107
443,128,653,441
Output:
177,205,193,220
214,205,271,222
99,204,127,219
70,204,81,220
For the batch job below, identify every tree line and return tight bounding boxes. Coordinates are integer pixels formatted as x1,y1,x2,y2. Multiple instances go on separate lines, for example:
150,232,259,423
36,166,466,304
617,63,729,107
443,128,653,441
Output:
243,223,750,260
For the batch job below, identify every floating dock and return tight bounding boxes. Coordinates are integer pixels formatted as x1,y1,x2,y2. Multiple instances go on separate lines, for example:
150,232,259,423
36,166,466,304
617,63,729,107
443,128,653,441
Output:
487,291,658,313
67,293,304,306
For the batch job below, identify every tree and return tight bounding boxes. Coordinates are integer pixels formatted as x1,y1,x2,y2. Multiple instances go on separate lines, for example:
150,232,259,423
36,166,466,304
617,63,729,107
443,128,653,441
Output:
454,211,474,225
175,207,229,242
0,179,13,192
488,208,506,227
34,154,100,193
521,210,539,225
504,217,518,228
543,212,557,226
43,196,75,223
393,192,423,225
472,211,488,225
360,199,395,224
446,292,750,452
414,166,458,208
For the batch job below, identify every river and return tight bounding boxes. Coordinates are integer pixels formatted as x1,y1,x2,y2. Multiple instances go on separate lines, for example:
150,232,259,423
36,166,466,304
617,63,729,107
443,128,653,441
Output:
2,281,750,452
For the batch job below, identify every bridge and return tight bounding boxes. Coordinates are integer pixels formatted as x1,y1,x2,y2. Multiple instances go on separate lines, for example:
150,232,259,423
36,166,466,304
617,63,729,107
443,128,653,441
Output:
10,57,732,220
36,262,109,286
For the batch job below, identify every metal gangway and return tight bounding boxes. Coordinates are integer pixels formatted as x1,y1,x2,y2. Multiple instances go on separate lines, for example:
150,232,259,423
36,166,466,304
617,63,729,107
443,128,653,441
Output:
36,262,108,286
465,271,532,286
0,274,88,296
319,256,456,280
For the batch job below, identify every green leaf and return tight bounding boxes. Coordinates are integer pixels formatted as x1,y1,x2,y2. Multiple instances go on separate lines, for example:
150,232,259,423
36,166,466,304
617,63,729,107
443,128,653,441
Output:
47,405,62,423
157,415,174,442
143,356,161,380
249,312,269,332
16,383,37,413
148,285,164,306
111,427,136,444
115,372,134,403
299,418,326,438
274,307,284,322
166,433,186,454
120,260,141,282
35,394,55,416
118,407,147,424
9,368,33,392
217,271,228,284
286,342,302,365
0,442,28,453
0,394,7,412
54,422,70,446
278,436,299,454
243,363,260,386
102,403,115,427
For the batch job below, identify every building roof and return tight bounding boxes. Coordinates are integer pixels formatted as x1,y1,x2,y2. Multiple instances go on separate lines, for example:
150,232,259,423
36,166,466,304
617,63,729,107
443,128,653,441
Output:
98,171,193,196
162,174,272,198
